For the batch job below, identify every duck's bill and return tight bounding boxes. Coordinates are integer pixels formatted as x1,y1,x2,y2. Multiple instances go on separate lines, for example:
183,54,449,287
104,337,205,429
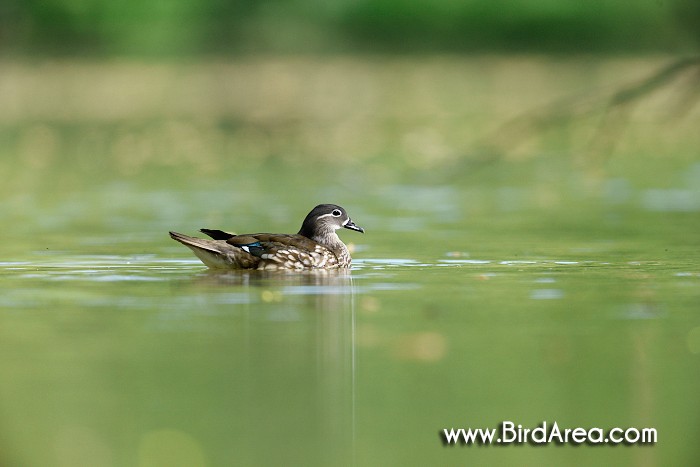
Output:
343,219,365,233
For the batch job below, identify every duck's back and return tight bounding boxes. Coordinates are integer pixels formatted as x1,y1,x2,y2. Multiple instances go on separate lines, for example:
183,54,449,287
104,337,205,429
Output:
205,231,344,270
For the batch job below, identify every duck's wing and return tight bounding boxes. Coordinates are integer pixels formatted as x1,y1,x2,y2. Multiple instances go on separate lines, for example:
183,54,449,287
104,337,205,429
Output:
169,231,259,269
200,228,236,240
229,233,339,269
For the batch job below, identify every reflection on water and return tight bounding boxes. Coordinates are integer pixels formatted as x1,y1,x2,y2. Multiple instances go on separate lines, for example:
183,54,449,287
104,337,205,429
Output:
0,257,361,466
1,247,700,465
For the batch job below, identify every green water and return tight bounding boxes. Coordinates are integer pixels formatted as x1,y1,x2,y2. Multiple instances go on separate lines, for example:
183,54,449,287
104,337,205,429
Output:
1,58,700,466
2,181,699,466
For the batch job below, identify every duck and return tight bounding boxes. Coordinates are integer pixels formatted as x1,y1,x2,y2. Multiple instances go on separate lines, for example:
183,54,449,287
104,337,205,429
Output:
169,204,364,270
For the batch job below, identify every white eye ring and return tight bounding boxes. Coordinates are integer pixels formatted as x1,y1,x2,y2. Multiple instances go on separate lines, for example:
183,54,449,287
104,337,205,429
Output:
331,209,342,217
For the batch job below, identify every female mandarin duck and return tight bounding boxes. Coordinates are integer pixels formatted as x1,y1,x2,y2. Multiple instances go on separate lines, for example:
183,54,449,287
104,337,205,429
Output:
169,204,364,270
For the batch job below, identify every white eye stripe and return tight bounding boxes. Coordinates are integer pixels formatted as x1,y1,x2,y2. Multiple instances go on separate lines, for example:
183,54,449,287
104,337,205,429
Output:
317,211,344,220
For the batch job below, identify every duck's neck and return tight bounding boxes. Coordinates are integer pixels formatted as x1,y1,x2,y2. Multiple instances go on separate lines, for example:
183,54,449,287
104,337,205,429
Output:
303,227,347,254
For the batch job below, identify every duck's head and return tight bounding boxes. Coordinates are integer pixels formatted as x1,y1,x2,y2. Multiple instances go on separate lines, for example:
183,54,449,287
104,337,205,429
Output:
298,204,364,239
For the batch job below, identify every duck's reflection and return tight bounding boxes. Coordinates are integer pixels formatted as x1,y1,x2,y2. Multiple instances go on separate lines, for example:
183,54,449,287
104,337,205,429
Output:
197,267,353,286
188,268,357,465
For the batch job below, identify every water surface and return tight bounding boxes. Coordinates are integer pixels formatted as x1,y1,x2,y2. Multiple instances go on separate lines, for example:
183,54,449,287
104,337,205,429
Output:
2,207,699,466
1,57,699,466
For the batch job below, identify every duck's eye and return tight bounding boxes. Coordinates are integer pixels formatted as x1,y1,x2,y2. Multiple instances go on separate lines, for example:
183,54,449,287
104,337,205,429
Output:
332,209,342,217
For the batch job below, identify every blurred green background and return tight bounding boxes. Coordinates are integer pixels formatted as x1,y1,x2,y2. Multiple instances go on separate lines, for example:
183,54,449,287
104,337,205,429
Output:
1,0,699,56
2,2,700,467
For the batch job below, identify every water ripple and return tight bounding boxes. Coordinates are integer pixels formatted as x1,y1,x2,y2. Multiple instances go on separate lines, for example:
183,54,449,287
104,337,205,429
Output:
3,255,698,285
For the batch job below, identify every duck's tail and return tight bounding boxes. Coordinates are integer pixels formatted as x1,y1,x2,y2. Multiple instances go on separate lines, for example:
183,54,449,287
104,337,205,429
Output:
169,231,257,269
